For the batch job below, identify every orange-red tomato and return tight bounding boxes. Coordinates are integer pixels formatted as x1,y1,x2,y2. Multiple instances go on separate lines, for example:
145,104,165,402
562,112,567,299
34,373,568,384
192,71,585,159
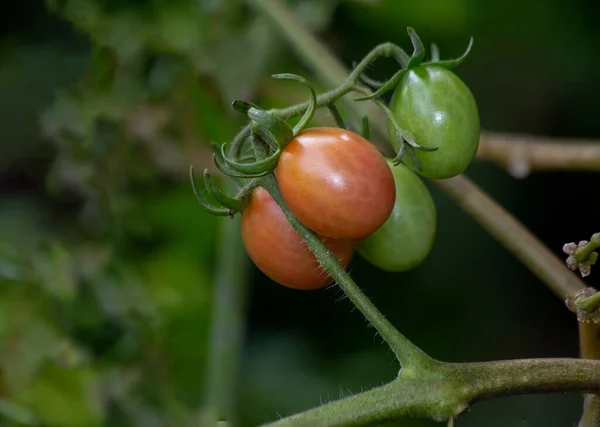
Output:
275,127,396,240
241,187,354,290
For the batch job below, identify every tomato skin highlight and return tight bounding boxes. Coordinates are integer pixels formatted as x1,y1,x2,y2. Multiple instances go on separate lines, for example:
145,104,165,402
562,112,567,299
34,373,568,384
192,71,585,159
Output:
357,161,436,272
241,187,354,290
276,127,396,240
388,65,480,179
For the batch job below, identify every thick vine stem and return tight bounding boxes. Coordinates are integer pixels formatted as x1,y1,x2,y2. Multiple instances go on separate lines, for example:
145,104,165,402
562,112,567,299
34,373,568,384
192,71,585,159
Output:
261,174,431,370
260,358,600,427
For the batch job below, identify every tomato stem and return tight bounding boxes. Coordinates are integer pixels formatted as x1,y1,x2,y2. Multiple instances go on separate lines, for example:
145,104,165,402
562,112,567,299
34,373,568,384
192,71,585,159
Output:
261,174,432,369
326,102,346,129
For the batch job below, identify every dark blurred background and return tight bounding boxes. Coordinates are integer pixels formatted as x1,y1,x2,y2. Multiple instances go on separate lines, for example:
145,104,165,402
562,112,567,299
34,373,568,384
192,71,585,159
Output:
1,1,599,426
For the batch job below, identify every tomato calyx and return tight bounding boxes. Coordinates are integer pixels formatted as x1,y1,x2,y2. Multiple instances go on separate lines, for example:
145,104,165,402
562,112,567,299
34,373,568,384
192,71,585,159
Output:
355,28,474,102
352,28,475,170
189,166,252,217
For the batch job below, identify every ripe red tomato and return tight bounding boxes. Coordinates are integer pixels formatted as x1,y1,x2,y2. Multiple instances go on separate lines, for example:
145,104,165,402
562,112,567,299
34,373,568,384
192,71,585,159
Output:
241,187,354,290
275,127,396,240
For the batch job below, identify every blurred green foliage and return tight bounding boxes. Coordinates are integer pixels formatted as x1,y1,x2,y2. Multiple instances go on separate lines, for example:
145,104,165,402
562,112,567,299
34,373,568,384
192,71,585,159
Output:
1,0,599,426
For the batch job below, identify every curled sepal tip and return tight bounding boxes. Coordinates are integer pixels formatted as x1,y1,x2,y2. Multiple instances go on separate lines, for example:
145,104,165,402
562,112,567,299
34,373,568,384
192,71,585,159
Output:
400,129,438,152
231,100,262,114
220,142,281,176
430,37,474,69
353,69,406,101
405,145,423,172
248,108,293,150
189,166,231,217
406,27,425,69
213,153,271,179
272,73,316,136
203,169,245,212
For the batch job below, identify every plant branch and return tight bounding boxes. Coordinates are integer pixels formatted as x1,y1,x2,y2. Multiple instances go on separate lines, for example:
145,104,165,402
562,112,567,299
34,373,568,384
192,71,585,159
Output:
201,179,251,426
477,132,600,177
261,174,431,369
260,358,600,427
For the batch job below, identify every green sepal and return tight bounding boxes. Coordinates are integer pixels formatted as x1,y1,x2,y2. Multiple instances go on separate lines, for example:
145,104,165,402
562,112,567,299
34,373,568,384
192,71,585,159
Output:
406,27,425,69
353,69,407,101
426,37,473,69
235,178,261,199
220,141,281,176
231,100,262,114
232,99,294,151
404,145,423,171
213,153,272,179
203,169,245,212
399,129,438,152
361,116,370,141
189,166,231,216
272,73,316,136
249,109,293,150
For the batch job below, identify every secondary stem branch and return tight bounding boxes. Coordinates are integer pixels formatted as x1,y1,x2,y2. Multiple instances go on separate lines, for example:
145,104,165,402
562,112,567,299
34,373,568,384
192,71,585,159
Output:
261,175,430,369
260,358,600,427
477,132,600,177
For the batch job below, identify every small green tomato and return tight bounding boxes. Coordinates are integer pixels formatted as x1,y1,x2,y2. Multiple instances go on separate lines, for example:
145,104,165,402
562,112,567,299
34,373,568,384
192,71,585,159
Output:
357,160,436,272
389,65,480,179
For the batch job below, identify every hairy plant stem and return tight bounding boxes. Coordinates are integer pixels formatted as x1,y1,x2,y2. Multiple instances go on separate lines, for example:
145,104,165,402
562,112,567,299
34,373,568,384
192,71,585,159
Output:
259,358,600,427
261,174,430,369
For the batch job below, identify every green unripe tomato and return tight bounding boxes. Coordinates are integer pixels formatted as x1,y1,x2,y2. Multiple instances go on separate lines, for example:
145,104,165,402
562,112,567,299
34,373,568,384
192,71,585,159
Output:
388,65,480,179
357,160,436,272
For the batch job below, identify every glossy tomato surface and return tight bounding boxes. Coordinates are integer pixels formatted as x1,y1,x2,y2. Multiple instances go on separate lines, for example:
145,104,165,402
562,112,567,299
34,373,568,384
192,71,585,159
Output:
357,161,436,272
276,127,395,240
388,65,480,179
241,187,354,290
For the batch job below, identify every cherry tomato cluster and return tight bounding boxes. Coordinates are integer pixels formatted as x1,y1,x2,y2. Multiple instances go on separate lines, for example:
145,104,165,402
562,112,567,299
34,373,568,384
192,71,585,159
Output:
193,29,479,291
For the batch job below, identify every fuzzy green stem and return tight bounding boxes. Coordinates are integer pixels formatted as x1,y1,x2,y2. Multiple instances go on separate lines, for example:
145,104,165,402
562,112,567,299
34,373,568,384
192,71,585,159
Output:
260,358,600,427
261,175,430,369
